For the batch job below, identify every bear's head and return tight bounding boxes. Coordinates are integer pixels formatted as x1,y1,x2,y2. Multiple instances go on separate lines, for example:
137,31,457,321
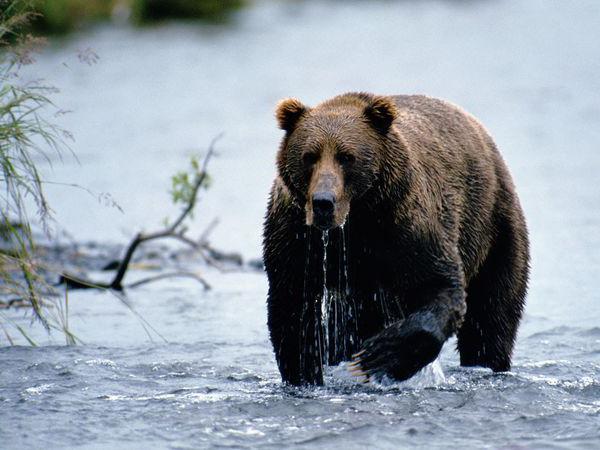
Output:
275,93,399,230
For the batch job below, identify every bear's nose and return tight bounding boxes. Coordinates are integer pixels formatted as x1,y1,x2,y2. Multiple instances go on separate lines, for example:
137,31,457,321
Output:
312,192,335,220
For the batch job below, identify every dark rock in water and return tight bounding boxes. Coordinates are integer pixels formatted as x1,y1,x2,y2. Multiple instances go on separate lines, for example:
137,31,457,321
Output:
144,251,162,260
207,247,243,266
247,258,264,271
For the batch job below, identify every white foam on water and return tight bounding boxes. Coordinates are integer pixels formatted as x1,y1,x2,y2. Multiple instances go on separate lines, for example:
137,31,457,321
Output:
23,384,54,395
329,357,446,388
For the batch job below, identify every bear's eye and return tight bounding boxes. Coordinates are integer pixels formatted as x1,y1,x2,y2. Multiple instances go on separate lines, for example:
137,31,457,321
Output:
336,152,356,165
302,152,319,166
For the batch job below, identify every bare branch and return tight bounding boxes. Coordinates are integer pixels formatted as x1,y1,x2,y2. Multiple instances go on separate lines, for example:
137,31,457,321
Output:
126,272,211,290
58,134,229,291
199,217,220,244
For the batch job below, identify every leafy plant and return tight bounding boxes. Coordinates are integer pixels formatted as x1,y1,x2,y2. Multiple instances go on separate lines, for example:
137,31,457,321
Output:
170,155,211,218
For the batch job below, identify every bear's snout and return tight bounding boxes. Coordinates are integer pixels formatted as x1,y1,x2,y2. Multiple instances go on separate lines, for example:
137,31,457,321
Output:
312,192,335,230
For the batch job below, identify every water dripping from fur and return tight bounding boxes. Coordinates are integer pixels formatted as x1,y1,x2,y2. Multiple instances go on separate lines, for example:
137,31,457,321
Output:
300,224,358,374
301,227,324,378
321,230,330,364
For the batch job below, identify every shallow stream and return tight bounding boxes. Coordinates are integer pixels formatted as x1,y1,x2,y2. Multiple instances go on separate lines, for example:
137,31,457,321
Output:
2,1,599,448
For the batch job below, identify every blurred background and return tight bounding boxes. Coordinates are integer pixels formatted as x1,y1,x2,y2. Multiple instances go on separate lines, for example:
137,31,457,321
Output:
21,0,600,321
1,0,599,448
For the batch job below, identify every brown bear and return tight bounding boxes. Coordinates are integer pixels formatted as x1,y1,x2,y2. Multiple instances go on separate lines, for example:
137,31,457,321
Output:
263,92,529,386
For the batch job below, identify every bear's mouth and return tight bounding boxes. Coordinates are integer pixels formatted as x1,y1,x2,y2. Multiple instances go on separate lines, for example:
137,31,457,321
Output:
305,196,350,231
313,214,335,231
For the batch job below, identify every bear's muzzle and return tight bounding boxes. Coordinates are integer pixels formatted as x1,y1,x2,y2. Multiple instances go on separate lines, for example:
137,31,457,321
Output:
312,191,336,230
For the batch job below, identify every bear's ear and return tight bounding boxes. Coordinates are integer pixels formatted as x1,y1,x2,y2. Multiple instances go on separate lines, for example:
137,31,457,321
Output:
363,96,398,133
275,98,308,133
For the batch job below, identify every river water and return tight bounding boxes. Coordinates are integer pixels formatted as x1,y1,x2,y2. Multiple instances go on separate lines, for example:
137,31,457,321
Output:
2,0,600,448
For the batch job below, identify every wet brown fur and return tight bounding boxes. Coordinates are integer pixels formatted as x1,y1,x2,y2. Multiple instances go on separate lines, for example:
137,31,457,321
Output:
264,92,529,385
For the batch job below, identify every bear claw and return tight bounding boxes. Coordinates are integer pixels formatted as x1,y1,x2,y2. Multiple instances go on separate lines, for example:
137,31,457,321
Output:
352,350,366,359
348,358,371,383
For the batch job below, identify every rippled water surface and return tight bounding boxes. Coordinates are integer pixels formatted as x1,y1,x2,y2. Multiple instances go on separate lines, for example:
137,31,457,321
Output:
2,0,600,448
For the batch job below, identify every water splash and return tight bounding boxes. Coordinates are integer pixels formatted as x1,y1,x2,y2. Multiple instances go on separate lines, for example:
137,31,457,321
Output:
362,357,446,388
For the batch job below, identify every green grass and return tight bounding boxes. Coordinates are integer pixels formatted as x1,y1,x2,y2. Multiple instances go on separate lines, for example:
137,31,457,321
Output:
1,1,76,344
1,1,195,345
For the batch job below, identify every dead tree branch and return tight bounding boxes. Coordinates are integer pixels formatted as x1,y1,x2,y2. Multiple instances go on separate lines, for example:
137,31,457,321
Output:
60,134,225,291
126,271,210,290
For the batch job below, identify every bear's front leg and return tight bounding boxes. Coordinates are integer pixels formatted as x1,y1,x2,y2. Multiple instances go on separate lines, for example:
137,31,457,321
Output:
264,193,325,385
351,285,466,382
268,289,325,385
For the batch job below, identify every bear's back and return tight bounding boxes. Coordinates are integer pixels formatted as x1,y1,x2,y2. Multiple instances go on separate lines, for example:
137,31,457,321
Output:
391,95,497,164
389,95,512,279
